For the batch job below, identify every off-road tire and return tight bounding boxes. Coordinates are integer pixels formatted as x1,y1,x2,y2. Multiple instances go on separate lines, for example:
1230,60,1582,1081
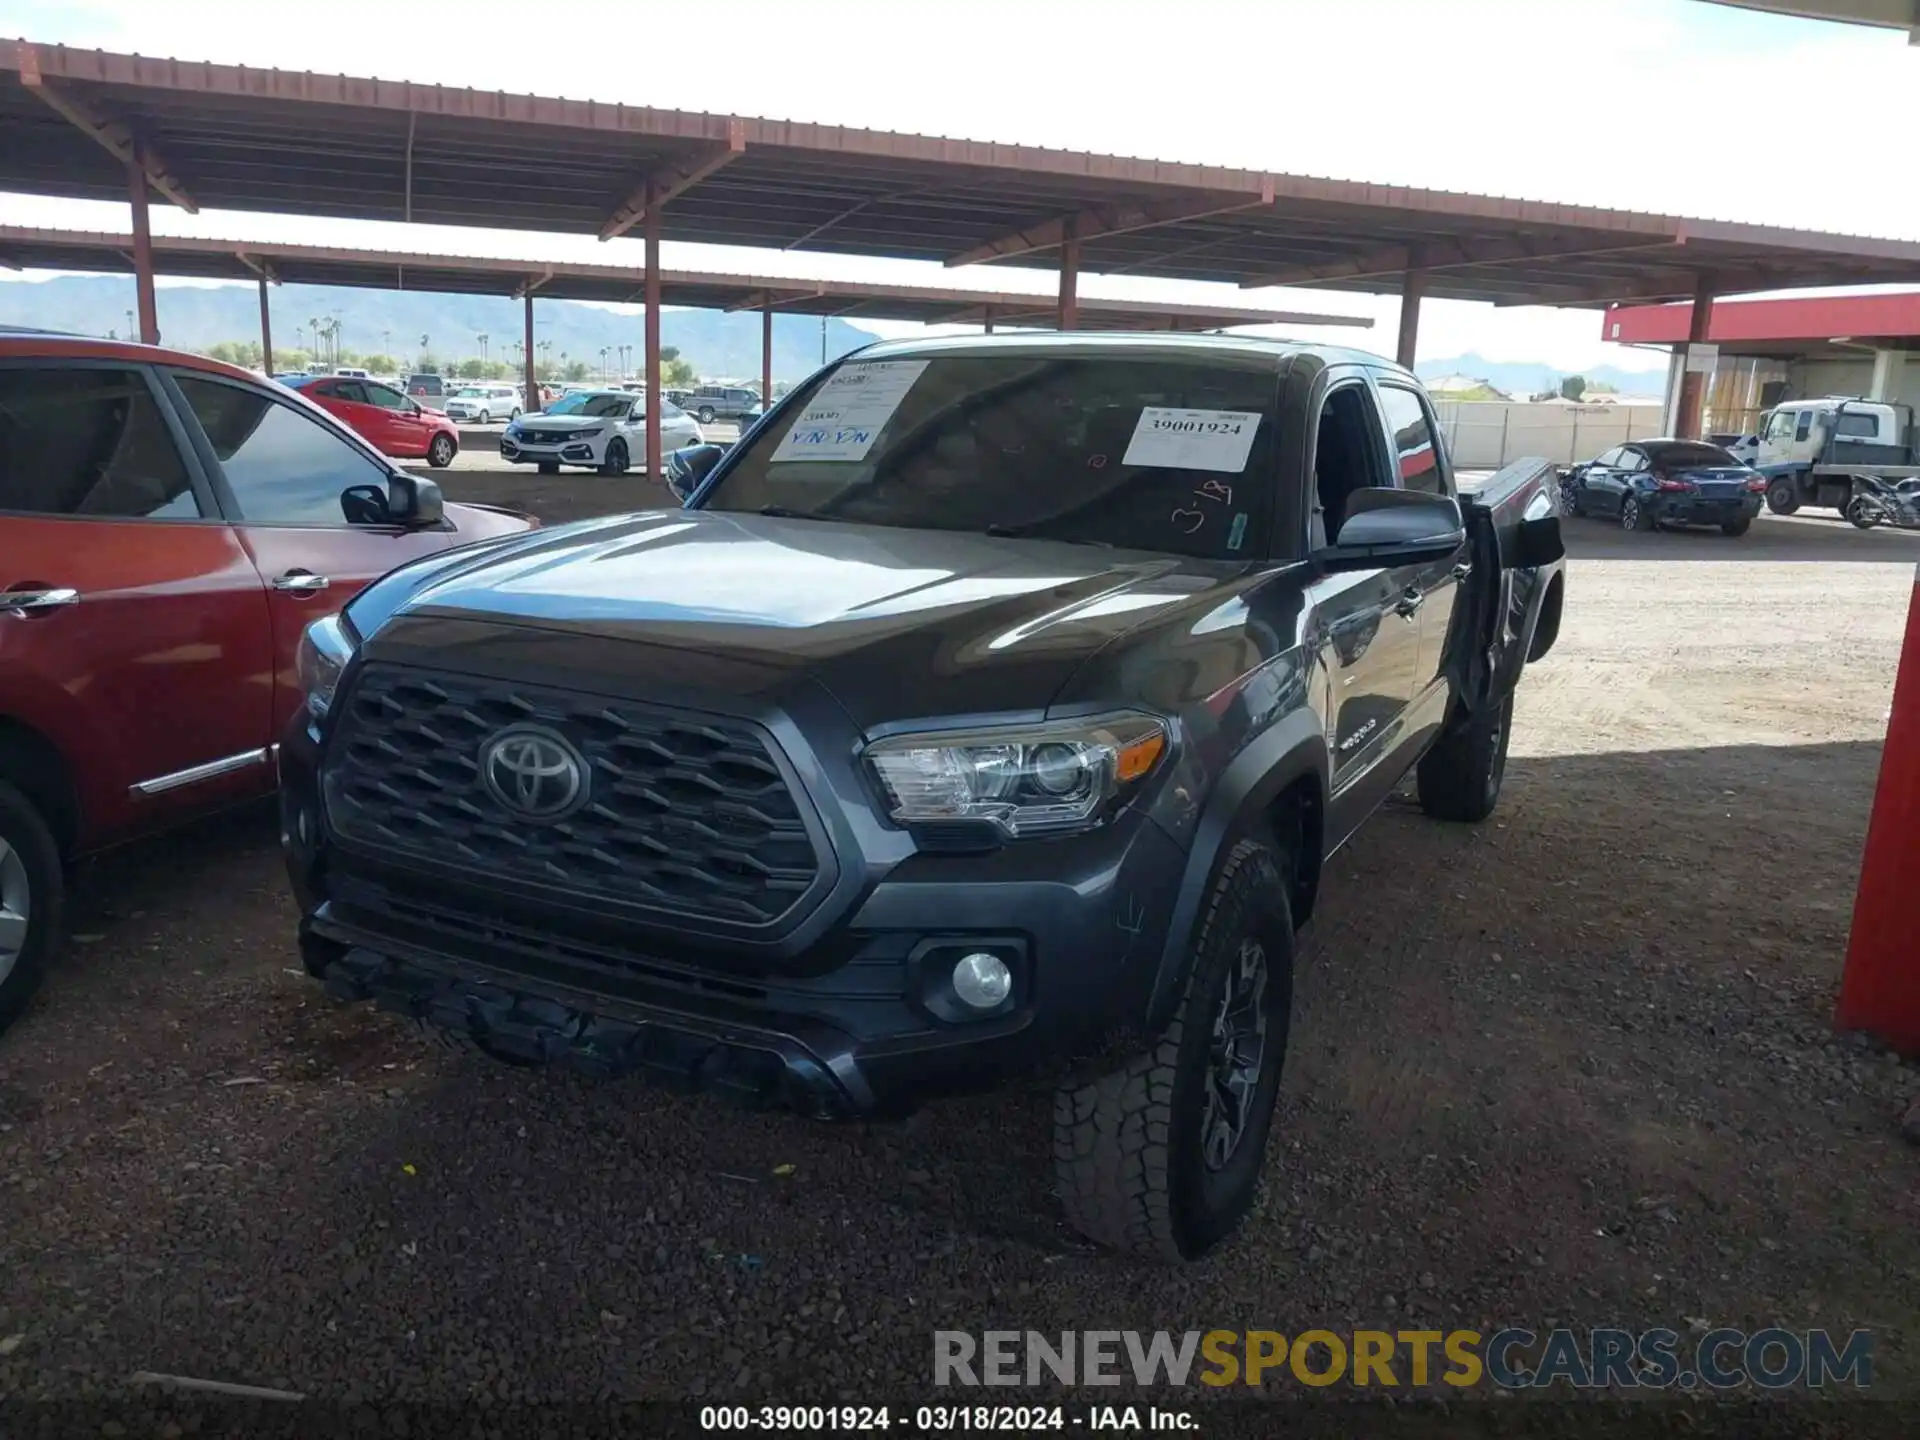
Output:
1417,688,1514,823
600,439,630,476
1052,838,1294,1262
1766,480,1800,515
1721,517,1752,537
0,779,62,1038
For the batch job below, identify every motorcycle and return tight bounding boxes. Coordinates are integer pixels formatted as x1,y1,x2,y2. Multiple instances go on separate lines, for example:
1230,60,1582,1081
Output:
1844,474,1920,531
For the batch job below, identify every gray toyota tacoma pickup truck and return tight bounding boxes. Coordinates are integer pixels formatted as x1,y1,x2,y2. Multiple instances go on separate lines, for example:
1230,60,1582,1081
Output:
280,334,1566,1260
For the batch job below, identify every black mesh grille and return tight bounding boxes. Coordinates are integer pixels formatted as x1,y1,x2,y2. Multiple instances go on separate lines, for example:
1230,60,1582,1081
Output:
323,665,823,926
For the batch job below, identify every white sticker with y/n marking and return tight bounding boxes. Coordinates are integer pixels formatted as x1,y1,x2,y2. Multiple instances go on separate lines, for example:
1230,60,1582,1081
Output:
1122,407,1263,473
769,360,930,463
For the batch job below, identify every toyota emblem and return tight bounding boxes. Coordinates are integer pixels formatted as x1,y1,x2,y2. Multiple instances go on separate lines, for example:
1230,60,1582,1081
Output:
479,725,589,821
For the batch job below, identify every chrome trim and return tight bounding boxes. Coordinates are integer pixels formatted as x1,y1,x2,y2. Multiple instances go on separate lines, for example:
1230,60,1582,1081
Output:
130,747,273,798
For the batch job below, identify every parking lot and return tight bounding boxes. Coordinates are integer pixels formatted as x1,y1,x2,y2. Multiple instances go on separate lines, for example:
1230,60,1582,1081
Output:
1,470,1916,1408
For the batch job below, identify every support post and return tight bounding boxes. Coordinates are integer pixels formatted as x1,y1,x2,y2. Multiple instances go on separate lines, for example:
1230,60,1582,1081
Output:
1395,269,1425,370
1674,275,1715,440
128,150,158,344
983,313,994,335
1870,348,1907,403
761,299,773,408
257,274,273,374
523,290,538,414
1837,564,1920,1056
1057,216,1079,332
644,180,663,482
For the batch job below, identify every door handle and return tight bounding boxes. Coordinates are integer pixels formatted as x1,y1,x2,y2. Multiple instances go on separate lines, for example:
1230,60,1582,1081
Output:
273,570,332,596
2,586,80,617
1395,586,1425,620
1451,562,1473,582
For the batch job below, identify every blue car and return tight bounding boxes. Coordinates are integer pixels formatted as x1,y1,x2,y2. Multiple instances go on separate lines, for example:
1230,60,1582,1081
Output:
1563,438,1767,536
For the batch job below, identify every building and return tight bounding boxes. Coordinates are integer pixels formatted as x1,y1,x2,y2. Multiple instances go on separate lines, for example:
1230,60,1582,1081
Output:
1602,291,1920,436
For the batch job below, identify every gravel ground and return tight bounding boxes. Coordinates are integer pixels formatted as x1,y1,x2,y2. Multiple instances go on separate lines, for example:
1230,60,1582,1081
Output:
1,493,1916,1419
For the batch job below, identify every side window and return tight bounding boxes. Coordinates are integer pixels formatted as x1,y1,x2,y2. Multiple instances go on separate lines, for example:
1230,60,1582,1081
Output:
661,400,685,419
1376,384,1447,495
1835,412,1878,438
1594,447,1623,467
173,375,392,526
1794,411,1813,442
1311,382,1392,544
1621,449,1648,472
364,383,411,411
0,367,202,520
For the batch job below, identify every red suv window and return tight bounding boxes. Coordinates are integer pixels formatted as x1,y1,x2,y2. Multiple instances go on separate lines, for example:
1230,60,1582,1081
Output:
0,368,202,520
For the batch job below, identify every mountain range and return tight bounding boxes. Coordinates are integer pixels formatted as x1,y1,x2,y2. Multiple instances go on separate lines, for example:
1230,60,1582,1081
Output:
0,274,883,381
1416,352,1667,397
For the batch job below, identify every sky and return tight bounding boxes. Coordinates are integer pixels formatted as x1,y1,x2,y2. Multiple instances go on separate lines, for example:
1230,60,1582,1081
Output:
0,0,1913,375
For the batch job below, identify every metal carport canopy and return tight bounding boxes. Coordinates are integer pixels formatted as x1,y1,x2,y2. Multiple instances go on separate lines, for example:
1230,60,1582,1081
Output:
7,40,1920,308
0,224,1371,334
1697,1,1918,39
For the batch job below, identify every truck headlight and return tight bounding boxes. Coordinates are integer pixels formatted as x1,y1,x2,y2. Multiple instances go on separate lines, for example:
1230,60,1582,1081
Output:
866,713,1167,838
295,613,356,721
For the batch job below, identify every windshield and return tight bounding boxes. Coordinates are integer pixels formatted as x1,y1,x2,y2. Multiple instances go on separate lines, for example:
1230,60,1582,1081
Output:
454,388,485,398
1645,442,1740,468
700,353,1279,559
544,392,632,418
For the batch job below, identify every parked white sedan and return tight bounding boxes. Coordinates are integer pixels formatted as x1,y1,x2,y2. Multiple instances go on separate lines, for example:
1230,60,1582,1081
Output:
499,389,703,474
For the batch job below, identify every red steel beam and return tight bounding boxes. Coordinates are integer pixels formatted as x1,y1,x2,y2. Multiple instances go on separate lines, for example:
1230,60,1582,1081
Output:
1396,269,1425,369
600,126,746,242
1674,274,1716,441
1241,234,1685,290
761,301,773,408
644,179,663,479
1057,216,1079,331
523,289,538,416
257,272,272,372
18,55,197,213
945,183,1276,268
128,151,158,343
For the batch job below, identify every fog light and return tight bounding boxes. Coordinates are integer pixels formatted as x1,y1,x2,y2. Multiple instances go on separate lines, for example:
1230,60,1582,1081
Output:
952,952,1012,1010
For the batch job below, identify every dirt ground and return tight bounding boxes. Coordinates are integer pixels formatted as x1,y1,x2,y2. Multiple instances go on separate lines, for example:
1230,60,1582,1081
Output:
1,479,1916,1421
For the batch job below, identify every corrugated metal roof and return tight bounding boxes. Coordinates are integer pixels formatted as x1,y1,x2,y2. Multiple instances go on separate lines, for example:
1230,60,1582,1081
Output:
6,40,1920,306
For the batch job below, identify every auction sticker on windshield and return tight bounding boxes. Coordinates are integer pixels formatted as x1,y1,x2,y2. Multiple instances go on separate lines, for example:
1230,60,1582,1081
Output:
770,360,930,463
1123,407,1263,473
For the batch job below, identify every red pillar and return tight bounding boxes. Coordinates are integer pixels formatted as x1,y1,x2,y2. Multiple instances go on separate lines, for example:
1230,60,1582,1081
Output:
1837,565,1920,1055
1396,270,1426,369
1057,218,1079,332
761,298,773,408
644,180,663,479
523,289,538,414
1674,275,1715,440
128,152,158,345
257,274,273,374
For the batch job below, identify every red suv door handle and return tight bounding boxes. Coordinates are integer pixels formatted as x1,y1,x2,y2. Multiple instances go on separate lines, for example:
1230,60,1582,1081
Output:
2,586,80,617
272,570,331,597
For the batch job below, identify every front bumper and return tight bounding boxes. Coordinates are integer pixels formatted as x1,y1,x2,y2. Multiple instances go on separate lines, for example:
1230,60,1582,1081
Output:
280,703,1188,1117
1650,493,1762,526
500,431,606,467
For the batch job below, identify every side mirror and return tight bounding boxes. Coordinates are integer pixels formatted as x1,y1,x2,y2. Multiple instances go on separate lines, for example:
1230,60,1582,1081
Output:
387,472,445,528
1317,489,1465,572
665,443,726,502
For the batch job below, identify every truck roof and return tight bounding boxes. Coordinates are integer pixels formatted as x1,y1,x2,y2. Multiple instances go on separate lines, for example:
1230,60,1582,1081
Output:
848,329,1402,377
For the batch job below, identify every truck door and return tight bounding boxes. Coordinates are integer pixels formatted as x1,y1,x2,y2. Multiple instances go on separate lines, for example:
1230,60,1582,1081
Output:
1305,378,1422,847
1372,378,1468,753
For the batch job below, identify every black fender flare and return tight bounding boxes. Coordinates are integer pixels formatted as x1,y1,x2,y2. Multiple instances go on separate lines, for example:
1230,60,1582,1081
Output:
1143,707,1328,1030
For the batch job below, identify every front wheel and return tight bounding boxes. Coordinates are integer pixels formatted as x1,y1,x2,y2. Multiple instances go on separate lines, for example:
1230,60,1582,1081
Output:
426,433,456,469
477,411,492,425
509,408,521,422
1053,838,1294,1262
1621,495,1654,532
1766,480,1801,515
1721,517,1752,537
0,780,62,1038
1847,498,1880,530
1417,689,1514,824
600,439,630,476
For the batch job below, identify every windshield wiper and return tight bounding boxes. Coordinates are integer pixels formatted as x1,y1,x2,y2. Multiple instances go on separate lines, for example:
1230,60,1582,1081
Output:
757,504,829,521
985,523,1114,549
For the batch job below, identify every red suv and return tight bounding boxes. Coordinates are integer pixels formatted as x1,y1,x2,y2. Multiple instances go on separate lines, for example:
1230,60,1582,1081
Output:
287,375,460,468
0,335,535,1034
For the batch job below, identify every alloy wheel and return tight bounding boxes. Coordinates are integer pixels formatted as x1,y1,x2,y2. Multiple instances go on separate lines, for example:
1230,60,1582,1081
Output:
0,834,30,987
1621,499,1640,531
1200,938,1269,1172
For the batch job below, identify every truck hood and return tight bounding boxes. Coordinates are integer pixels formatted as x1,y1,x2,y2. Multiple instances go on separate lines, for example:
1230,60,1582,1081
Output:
383,507,1237,730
